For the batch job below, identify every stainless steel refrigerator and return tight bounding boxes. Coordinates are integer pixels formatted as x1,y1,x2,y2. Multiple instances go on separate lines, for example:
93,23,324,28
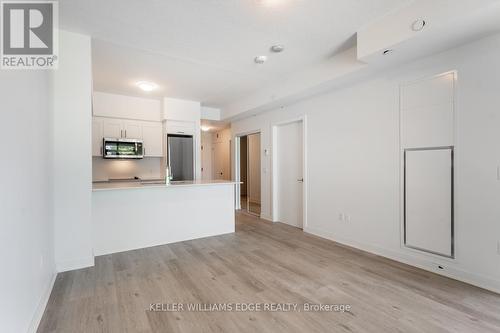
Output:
167,134,194,181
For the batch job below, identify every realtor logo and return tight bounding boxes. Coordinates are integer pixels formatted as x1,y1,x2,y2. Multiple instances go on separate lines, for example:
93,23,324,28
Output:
1,1,58,69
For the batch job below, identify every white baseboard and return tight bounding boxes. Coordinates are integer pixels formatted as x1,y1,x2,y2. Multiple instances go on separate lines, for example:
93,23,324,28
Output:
28,272,57,333
304,226,500,294
56,256,95,273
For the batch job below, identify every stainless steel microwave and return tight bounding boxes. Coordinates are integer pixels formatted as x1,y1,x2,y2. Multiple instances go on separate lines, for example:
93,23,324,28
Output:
103,138,144,159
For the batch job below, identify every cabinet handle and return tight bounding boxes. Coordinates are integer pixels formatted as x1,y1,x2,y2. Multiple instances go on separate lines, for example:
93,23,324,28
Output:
125,130,127,138
120,129,123,138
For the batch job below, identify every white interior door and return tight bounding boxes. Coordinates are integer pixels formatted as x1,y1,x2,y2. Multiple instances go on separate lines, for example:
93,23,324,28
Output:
213,142,230,180
277,121,303,228
201,132,213,180
405,148,453,257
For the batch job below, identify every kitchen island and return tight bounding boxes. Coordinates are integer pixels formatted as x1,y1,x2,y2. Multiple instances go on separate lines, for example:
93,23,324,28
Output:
92,180,238,255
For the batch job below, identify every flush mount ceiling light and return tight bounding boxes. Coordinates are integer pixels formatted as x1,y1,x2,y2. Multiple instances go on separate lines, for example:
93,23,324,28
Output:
411,19,426,32
254,55,267,64
136,81,158,92
257,0,286,7
383,49,394,56
201,126,211,132
270,44,285,53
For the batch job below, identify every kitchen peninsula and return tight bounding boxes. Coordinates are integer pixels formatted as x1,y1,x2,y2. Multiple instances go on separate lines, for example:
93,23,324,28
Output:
92,179,238,255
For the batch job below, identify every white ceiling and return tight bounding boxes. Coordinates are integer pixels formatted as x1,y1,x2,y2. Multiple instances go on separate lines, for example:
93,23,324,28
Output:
60,0,404,107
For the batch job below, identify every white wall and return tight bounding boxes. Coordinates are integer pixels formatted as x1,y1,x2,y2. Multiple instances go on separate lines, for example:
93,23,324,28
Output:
0,72,55,332
231,33,500,292
92,157,162,181
201,106,221,121
53,31,94,272
248,134,261,204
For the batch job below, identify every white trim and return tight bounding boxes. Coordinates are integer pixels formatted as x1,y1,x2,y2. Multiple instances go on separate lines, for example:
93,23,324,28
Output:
271,116,308,228
304,226,500,294
28,272,57,333
56,256,94,273
233,129,262,216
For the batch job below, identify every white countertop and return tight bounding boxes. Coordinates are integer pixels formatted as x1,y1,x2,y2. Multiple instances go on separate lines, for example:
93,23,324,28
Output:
92,179,240,191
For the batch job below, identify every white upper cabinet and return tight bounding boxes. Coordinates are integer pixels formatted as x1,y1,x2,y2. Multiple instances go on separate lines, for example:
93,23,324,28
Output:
93,116,163,157
142,122,163,157
92,118,104,157
93,92,161,121
102,118,123,139
123,120,142,140
92,92,165,158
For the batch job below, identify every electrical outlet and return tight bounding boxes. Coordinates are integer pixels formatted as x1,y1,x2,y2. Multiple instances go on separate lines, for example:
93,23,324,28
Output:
338,213,344,222
345,215,351,223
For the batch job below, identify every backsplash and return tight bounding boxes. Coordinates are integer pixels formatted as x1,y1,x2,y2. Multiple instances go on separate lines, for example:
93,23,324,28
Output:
92,157,163,181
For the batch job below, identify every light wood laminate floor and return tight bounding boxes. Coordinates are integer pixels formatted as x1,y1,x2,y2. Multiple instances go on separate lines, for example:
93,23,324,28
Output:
38,212,500,332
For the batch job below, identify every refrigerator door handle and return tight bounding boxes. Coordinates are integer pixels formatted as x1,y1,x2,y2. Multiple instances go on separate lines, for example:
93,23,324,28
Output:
167,137,172,179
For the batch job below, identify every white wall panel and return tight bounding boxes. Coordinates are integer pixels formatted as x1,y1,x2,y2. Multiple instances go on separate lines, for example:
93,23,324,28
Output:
405,148,453,257
400,72,455,148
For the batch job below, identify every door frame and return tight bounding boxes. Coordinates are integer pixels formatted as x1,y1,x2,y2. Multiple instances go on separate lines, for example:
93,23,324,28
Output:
234,129,261,213
271,116,308,228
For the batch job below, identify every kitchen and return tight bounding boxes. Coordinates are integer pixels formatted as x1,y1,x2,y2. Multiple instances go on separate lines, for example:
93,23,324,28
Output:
91,91,237,255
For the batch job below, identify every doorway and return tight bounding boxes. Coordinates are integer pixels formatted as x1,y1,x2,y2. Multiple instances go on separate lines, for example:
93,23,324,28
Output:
274,120,304,228
238,133,261,216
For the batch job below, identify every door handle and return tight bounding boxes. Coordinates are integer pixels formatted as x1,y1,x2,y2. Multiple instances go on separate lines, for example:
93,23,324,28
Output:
297,178,304,182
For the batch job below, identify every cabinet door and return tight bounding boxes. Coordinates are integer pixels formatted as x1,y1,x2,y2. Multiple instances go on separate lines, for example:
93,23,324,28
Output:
92,118,104,156
123,120,142,139
165,120,196,135
103,118,123,138
142,122,163,157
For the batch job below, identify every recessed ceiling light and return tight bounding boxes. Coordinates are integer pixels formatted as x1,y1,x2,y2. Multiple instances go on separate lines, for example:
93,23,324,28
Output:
383,49,394,56
270,45,285,53
254,55,267,64
136,81,158,92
